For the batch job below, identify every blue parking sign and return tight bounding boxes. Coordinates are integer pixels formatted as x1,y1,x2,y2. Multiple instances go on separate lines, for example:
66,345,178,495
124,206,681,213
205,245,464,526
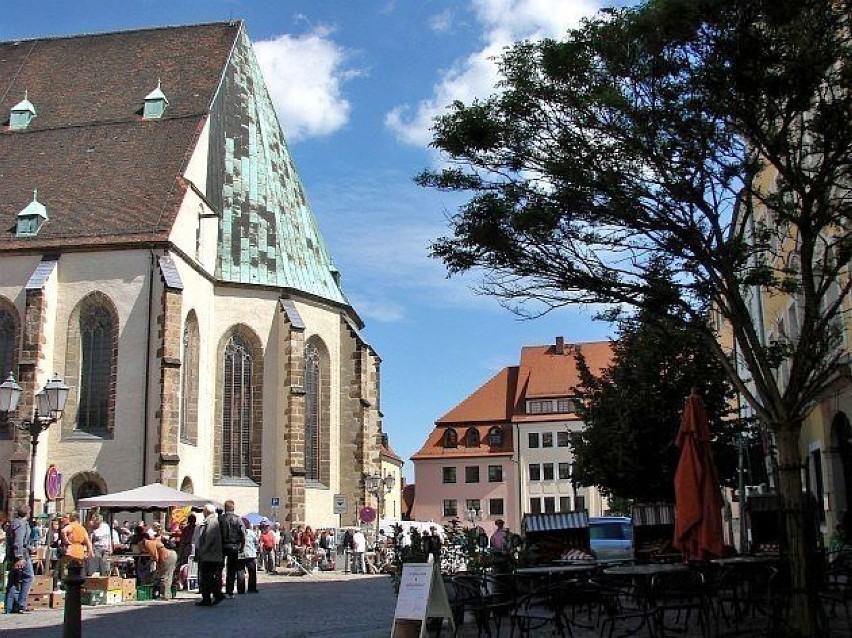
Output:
271,497,280,507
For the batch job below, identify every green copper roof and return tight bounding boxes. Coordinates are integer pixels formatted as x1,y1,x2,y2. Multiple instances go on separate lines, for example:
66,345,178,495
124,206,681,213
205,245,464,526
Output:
214,29,348,306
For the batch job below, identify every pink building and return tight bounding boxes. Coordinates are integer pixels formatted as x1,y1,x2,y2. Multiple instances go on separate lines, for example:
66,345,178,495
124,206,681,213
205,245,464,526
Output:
412,338,613,537
412,368,520,532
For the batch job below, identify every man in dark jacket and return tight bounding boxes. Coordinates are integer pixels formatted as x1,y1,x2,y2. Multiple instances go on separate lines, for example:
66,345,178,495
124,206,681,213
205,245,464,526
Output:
4,505,33,614
218,500,245,598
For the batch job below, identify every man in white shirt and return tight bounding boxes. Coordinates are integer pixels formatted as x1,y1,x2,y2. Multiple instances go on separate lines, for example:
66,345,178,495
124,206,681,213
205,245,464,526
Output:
352,529,366,574
89,515,116,557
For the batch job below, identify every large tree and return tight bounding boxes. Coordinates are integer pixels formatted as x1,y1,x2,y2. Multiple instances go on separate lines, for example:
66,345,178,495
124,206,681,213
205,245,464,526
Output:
418,1,852,633
571,272,752,503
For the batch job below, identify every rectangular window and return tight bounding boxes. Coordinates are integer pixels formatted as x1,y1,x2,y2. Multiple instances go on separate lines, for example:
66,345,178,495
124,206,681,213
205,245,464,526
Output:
529,401,542,414
540,400,553,413
575,495,586,511
465,466,480,483
542,432,553,447
557,399,571,412
558,462,571,480
530,498,542,514
488,465,503,482
559,496,572,512
529,464,541,481
557,431,570,447
571,432,582,447
442,467,457,484
543,497,556,513
543,463,554,481
466,499,482,515
489,498,504,516
528,432,540,448
443,499,458,517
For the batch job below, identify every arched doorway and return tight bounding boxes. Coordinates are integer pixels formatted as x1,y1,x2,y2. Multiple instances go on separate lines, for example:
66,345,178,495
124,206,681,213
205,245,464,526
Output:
831,411,852,523
64,471,107,512
180,476,194,494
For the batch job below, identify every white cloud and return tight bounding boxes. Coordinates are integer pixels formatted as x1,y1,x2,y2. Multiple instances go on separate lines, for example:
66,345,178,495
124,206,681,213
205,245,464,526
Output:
386,0,602,146
254,26,358,141
429,9,455,34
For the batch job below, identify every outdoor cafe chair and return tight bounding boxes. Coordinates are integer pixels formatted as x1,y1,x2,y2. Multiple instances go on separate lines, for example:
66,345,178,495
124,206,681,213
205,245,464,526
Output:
710,562,788,637
650,569,712,638
593,572,656,638
509,582,575,638
818,561,852,628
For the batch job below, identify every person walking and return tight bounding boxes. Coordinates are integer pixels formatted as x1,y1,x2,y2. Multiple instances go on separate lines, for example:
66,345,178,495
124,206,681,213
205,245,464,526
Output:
195,504,224,607
4,506,33,614
259,520,276,574
238,524,259,594
218,500,245,598
352,528,366,574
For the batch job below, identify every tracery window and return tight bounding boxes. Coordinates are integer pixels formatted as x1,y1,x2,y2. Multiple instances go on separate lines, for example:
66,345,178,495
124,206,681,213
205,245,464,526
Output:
78,305,113,432
180,315,199,445
222,334,253,478
0,308,15,378
305,342,321,481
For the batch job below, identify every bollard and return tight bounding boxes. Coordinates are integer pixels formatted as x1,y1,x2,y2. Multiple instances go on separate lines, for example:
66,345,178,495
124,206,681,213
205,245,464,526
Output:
344,548,350,574
63,560,85,638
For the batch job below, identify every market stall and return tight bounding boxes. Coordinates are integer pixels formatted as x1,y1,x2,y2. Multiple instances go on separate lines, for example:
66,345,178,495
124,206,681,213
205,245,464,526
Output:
521,510,591,564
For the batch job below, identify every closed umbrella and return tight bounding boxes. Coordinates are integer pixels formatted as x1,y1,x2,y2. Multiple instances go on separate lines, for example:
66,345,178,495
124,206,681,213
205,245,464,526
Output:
673,392,725,561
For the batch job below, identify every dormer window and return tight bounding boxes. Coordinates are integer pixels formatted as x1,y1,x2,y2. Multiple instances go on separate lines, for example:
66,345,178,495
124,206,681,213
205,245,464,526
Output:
143,80,168,119
10,92,36,130
488,427,504,447
443,428,458,448
465,427,480,447
16,189,48,237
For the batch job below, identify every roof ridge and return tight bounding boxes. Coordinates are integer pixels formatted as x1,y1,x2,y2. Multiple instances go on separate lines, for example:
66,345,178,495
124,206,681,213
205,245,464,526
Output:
1,20,242,46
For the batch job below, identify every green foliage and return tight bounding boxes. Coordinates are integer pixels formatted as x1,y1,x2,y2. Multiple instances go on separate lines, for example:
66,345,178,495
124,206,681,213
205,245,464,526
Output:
572,269,755,502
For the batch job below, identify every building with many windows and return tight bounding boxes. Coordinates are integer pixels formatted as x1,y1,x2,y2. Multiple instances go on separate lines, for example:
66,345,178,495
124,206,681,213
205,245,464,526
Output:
411,337,612,533
0,22,383,526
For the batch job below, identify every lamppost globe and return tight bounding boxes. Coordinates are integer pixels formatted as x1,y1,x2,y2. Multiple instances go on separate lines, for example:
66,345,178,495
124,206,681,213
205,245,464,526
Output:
1,372,69,523
0,372,23,413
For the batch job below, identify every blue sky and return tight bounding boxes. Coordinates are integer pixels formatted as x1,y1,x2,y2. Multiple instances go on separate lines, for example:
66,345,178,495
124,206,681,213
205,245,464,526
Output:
5,1,615,481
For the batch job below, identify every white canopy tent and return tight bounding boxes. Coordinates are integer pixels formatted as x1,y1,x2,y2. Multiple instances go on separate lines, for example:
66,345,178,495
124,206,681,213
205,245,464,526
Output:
77,482,220,512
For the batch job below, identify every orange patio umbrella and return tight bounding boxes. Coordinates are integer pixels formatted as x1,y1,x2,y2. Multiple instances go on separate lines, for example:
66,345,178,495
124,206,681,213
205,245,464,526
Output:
673,392,725,561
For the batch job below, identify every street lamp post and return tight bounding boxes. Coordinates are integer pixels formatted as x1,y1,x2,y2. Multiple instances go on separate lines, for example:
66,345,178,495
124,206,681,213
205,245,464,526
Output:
365,472,395,548
0,372,70,522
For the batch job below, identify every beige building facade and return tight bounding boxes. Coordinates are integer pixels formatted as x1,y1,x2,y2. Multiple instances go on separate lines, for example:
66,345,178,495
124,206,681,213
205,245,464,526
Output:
0,22,385,527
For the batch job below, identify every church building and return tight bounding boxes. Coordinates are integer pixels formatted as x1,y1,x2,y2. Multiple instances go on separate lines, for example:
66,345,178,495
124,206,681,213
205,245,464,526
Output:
0,21,383,527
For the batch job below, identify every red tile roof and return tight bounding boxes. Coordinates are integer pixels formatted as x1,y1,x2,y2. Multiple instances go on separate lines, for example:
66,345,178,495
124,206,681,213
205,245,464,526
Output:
381,441,404,465
0,22,240,251
412,339,613,460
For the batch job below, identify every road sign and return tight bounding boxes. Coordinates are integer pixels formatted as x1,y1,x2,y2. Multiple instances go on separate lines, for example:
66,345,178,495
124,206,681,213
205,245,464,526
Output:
271,497,280,507
359,505,376,523
333,493,348,514
44,465,62,501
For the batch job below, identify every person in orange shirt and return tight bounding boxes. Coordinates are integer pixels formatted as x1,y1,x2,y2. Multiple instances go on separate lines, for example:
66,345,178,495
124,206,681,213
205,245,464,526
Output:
143,528,177,600
59,513,92,580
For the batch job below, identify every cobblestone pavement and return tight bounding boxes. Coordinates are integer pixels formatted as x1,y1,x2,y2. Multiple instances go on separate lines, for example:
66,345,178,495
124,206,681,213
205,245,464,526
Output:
2,568,850,637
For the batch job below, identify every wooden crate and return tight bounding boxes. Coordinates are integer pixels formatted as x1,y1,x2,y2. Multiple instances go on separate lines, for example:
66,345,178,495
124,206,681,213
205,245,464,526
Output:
50,592,65,609
84,576,123,591
27,593,51,609
30,575,53,596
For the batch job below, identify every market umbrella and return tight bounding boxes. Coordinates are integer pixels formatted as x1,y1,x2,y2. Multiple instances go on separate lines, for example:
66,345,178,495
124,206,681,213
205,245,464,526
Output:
673,392,725,561
242,512,265,526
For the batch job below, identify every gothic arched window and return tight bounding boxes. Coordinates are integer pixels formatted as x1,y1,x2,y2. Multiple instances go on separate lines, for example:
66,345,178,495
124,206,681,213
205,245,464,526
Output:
222,333,253,479
78,304,113,432
181,314,200,445
0,307,16,378
305,342,321,482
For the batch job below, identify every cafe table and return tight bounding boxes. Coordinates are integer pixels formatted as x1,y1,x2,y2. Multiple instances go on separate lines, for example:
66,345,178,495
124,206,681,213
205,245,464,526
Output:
599,563,690,636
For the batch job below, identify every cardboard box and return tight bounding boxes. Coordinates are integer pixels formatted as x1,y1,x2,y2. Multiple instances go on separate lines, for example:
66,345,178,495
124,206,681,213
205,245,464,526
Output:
123,587,136,602
30,575,53,595
81,589,107,606
106,589,123,605
122,578,136,597
84,576,123,591
50,592,65,609
27,593,51,609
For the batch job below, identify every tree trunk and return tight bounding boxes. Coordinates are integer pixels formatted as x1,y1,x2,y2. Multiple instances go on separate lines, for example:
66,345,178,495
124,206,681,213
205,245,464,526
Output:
775,426,821,637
